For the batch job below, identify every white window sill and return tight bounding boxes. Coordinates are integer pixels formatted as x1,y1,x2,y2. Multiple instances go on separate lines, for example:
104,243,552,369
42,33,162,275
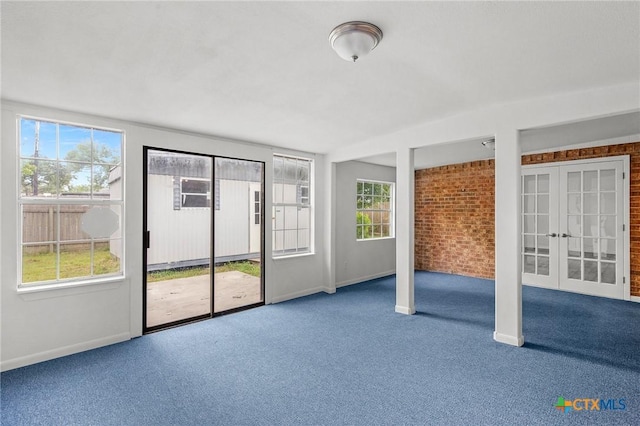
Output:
356,236,396,242
17,275,125,300
272,252,315,260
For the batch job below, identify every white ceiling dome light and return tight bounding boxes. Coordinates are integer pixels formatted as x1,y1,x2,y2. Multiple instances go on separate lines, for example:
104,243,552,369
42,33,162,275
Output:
329,21,383,62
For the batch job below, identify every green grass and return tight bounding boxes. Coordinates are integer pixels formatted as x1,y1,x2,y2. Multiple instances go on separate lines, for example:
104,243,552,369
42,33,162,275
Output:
22,247,120,283
23,249,260,284
147,261,261,282
215,261,261,277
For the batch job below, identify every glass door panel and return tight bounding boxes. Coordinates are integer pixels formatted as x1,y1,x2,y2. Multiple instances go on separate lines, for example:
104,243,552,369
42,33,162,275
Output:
521,168,558,289
558,162,624,299
213,158,264,314
144,149,212,330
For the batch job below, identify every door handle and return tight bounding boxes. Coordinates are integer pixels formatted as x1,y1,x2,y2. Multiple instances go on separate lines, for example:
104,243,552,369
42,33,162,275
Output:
545,233,557,237
560,233,571,238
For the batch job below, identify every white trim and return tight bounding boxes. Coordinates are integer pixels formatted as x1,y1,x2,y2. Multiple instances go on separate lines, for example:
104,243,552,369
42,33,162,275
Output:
395,305,416,315
623,155,631,300
336,270,395,288
630,296,640,303
356,236,395,242
18,113,125,134
272,251,315,260
493,331,525,347
270,285,331,304
0,332,131,372
17,276,124,298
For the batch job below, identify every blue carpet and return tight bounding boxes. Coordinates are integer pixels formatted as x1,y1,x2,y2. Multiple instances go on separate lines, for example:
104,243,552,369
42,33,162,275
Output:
2,271,639,425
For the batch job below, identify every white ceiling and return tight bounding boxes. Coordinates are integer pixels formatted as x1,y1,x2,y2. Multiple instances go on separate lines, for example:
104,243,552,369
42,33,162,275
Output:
2,1,639,160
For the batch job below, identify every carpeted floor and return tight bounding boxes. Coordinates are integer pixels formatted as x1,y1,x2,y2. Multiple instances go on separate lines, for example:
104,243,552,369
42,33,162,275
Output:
2,271,639,425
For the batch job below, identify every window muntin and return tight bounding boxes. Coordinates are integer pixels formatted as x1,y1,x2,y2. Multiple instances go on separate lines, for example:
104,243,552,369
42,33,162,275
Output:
356,180,394,240
273,154,312,256
18,117,124,287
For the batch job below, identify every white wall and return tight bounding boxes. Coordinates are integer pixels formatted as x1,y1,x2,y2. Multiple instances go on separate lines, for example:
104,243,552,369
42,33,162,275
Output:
1,101,327,371
335,161,396,287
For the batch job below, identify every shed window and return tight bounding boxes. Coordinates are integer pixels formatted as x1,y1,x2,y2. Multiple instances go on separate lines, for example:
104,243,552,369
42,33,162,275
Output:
181,178,211,208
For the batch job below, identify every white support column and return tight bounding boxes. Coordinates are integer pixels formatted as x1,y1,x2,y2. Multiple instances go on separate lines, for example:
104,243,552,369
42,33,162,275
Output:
395,147,415,315
494,128,524,346
323,159,337,294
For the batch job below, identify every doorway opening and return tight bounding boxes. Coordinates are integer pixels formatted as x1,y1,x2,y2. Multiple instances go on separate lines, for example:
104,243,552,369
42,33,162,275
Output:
521,156,630,300
143,148,264,332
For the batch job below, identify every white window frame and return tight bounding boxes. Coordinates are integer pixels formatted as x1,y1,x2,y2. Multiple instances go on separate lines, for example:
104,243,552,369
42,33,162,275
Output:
17,115,125,289
356,179,395,241
272,154,313,257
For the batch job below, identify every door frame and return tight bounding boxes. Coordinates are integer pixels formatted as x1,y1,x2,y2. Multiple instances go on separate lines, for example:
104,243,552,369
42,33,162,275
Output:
521,155,630,301
142,146,266,333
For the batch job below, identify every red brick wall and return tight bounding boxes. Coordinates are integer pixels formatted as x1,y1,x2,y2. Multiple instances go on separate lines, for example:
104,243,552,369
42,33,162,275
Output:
414,142,640,297
415,160,495,279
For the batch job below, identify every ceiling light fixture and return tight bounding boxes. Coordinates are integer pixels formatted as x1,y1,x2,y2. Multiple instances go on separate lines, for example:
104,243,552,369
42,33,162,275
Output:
329,21,383,62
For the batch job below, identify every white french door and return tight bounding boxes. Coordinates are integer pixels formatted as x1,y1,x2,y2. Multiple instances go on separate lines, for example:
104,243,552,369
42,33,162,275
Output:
522,157,629,300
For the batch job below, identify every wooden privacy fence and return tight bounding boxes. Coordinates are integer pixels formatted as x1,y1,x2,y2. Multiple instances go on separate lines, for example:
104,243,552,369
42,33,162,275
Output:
22,205,109,254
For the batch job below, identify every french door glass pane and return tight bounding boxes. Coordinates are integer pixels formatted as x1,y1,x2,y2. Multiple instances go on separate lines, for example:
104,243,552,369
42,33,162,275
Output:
537,256,549,275
524,255,535,273
600,170,615,191
537,174,549,193
524,195,535,213
568,172,581,192
565,168,618,285
584,260,598,282
568,259,581,279
522,172,552,278
601,262,615,284
523,175,536,193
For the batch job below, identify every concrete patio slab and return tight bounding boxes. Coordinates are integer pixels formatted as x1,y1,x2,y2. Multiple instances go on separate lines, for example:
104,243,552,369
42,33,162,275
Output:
146,271,262,328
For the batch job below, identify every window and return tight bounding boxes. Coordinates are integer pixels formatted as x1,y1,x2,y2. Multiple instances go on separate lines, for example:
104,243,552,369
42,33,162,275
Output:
273,154,312,256
356,180,394,240
254,191,261,225
18,117,124,287
181,178,211,208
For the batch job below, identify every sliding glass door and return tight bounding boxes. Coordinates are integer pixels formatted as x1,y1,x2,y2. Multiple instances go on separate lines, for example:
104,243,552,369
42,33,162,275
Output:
213,157,264,313
143,148,264,332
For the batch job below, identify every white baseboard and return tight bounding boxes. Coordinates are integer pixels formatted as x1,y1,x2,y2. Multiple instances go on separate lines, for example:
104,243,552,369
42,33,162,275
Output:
395,305,416,315
270,286,332,304
630,296,640,303
1,332,131,372
493,331,525,347
336,270,395,288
